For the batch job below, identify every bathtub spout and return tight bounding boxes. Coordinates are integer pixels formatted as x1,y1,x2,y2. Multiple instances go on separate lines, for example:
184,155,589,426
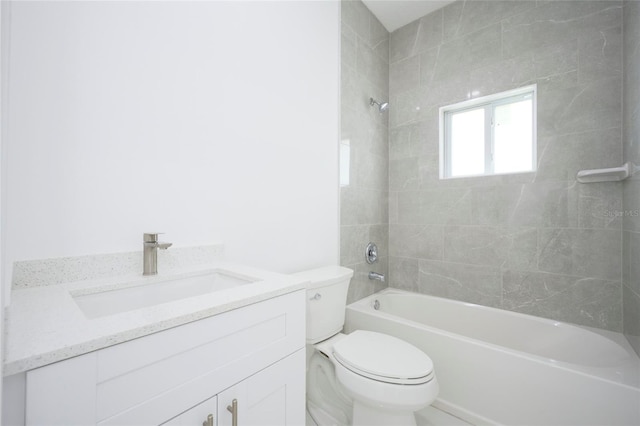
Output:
368,271,385,282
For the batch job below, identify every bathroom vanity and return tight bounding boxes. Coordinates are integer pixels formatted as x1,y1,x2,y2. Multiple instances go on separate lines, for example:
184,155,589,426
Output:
3,257,307,425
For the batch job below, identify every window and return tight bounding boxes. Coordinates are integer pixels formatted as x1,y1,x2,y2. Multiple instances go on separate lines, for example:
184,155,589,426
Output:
439,85,537,179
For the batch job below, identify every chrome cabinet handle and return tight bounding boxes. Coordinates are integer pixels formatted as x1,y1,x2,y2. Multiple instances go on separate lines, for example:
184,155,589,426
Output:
226,399,238,426
202,413,214,426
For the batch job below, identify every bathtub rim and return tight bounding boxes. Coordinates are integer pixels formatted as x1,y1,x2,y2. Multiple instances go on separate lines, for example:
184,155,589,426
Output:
346,288,640,390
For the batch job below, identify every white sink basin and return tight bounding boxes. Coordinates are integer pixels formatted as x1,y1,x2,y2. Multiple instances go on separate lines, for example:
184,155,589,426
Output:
72,270,258,319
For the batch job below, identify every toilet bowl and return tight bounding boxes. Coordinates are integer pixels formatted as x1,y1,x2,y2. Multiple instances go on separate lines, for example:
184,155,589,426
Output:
314,331,438,426
294,266,439,426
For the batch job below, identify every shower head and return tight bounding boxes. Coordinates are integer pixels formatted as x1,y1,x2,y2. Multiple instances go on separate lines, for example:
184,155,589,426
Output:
370,97,390,113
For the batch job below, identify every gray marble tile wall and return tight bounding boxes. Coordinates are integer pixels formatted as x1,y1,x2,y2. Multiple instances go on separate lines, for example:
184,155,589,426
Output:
341,0,390,303
623,0,640,354
388,0,624,331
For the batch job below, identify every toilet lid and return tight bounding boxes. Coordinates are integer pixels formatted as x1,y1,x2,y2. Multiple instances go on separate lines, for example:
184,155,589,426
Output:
332,330,434,385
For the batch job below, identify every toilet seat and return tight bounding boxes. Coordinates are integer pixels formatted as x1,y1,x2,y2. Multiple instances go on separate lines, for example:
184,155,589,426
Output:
332,330,434,385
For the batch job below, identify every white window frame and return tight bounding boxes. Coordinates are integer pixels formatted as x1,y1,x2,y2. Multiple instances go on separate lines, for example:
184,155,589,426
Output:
439,85,537,179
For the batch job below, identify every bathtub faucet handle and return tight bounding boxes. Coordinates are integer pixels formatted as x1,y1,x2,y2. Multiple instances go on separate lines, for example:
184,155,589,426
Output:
365,242,378,264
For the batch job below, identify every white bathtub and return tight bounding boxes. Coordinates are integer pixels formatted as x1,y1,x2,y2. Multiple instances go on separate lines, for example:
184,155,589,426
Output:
344,288,640,426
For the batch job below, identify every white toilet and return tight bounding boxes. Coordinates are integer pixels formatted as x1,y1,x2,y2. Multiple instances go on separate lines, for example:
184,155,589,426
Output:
295,266,439,426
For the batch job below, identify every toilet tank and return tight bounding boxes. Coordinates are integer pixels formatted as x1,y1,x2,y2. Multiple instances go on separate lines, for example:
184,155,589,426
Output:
292,266,353,344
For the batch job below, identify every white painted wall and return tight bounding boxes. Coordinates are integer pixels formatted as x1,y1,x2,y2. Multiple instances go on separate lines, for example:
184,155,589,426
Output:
0,0,5,417
3,1,340,296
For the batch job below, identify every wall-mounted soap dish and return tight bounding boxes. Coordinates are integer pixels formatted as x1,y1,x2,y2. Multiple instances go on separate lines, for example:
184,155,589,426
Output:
576,162,638,183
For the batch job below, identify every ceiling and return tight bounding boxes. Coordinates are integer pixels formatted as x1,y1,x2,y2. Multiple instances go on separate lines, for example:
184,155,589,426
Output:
361,0,455,33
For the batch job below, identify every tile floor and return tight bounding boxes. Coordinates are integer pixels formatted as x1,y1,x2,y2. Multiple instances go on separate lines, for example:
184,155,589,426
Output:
306,405,472,426
416,406,472,426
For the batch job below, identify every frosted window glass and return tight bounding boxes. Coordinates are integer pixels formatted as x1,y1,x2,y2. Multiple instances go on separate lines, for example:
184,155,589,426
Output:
494,99,533,174
440,85,536,179
450,108,485,177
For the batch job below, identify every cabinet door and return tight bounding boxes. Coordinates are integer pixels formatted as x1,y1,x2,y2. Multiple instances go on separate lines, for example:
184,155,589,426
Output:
163,395,217,426
217,349,305,426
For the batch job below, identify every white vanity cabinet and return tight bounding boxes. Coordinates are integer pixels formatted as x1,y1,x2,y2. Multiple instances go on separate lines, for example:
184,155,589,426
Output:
24,290,305,426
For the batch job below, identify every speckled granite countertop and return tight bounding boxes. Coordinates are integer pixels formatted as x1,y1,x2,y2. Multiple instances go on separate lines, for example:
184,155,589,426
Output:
4,261,306,376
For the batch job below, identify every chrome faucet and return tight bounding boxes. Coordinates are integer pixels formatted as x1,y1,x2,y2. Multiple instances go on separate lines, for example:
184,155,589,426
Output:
143,233,172,276
368,271,385,282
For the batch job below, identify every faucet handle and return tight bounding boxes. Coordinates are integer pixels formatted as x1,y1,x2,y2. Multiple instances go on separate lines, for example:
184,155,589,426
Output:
143,232,163,242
